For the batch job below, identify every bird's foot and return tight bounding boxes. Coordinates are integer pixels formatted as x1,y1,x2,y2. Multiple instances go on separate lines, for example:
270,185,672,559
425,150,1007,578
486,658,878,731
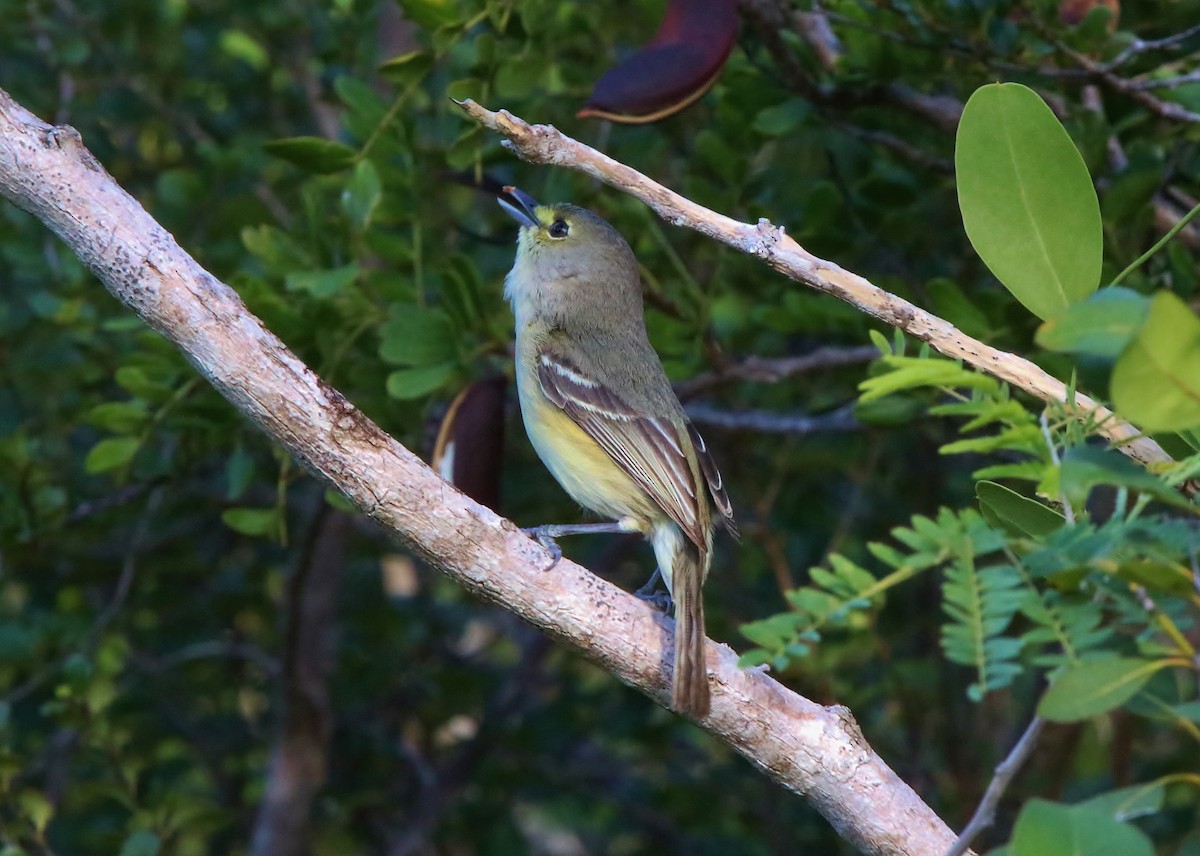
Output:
522,525,565,571
634,568,672,612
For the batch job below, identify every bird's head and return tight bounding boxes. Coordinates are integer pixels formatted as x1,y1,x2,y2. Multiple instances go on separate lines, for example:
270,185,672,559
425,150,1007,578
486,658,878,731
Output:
499,187,642,325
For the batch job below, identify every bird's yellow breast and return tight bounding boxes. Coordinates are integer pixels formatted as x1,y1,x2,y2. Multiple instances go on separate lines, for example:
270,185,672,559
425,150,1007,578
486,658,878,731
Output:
515,361,659,528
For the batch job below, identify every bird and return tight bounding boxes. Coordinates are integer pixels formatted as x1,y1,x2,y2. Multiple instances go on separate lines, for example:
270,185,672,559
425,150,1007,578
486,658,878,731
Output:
498,185,736,717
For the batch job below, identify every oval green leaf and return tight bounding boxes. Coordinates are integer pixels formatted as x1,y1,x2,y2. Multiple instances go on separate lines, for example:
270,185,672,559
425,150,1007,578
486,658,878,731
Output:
379,306,457,366
285,264,359,298
1111,290,1200,432
956,83,1102,320
1038,657,1166,722
1009,799,1154,856
85,437,140,474
343,160,382,231
262,137,356,174
119,830,161,856
1059,445,1193,512
221,507,279,537
976,480,1065,538
386,363,457,399
1035,287,1150,358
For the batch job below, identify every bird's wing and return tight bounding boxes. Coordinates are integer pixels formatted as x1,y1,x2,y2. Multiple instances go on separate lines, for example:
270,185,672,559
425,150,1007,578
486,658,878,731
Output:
536,350,707,547
686,422,738,539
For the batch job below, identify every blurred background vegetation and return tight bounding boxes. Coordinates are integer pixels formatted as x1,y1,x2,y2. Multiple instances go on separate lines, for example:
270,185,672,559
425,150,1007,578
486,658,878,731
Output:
1,0,1199,853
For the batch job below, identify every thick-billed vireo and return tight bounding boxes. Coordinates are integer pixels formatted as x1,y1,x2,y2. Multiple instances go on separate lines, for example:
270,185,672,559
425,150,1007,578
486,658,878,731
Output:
499,186,736,718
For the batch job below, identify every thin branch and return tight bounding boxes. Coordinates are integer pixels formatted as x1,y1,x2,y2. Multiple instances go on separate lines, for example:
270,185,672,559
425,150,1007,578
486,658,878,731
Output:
686,402,860,435
0,86,963,856
1057,41,1200,124
675,345,878,400
454,99,1176,479
1102,23,1200,71
6,486,164,705
833,121,955,174
945,715,1046,856
1128,69,1200,91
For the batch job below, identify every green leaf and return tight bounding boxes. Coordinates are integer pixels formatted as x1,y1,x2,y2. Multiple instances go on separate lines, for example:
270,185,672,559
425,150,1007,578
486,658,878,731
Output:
1111,290,1200,432
753,100,810,136
85,437,140,474
1059,445,1194,512
334,76,387,126
397,0,459,30
225,444,255,501
976,481,1065,538
218,29,268,70
221,507,278,537
495,57,542,99
1035,287,1150,358
386,364,456,399
1077,782,1165,822
86,401,149,434
241,225,313,271
1038,657,1166,722
17,789,53,833
262,137,356,174
115,366,174,401
342,160,382,231
379,306,457,366
118,831,160,856
378,50,433,83
1009,799,1154,856
956,83,1102,320
285,264,359,298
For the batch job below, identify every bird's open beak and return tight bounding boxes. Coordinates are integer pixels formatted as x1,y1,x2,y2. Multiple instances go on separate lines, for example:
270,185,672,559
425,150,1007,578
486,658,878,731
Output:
498,185,540,229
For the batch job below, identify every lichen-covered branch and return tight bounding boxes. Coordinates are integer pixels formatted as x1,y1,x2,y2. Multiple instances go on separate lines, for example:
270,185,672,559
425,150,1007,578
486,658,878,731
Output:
0,86,964,856
455,99,1172,474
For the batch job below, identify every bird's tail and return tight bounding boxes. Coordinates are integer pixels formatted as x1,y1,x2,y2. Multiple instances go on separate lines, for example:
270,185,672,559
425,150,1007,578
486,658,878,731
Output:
653,523,710,717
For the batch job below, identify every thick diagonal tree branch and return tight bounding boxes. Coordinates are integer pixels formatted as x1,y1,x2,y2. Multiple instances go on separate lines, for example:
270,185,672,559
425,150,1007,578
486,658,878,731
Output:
455,99,1174,476
0,88,964,856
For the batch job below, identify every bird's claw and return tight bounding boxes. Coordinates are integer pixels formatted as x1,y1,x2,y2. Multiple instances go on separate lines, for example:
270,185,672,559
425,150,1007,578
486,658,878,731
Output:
522,526,563,571
635,582,672,612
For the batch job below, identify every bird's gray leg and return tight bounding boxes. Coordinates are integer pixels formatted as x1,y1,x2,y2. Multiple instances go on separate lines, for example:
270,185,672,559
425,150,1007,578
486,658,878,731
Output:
522,521,632,571
634,567,672,612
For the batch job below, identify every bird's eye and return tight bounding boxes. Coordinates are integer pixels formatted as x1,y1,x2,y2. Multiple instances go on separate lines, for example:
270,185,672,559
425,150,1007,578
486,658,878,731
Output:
548,219,569,239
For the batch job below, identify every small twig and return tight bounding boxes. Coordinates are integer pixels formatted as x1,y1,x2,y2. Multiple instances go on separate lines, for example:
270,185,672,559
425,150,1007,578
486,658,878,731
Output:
133,639,281,677
675,346,878,400
5,486,163,705
1057,41,1200,125
685,402,860,435
89,486,163,641
1128,68,1200,91
1102,23,1200,71
63,481,157,524
794,5,842,72
945,715,1046,856
832,122,955,174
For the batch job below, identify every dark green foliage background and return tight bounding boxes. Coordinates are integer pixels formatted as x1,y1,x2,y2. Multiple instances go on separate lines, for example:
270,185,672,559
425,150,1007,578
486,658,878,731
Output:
2,0,1199,854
